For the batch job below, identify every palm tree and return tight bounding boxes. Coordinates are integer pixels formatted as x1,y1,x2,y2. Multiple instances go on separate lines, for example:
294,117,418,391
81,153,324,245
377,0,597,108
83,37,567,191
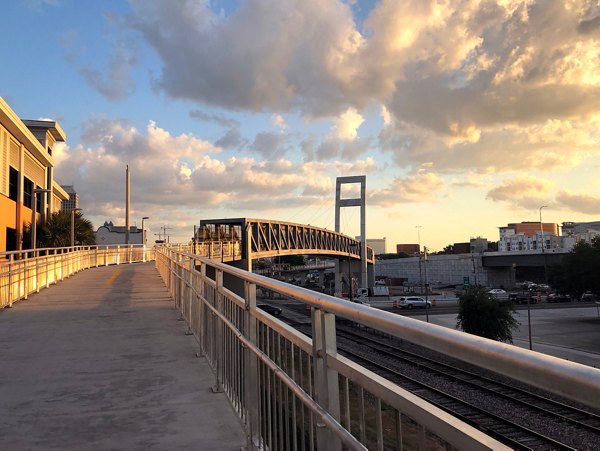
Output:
38,211,96,247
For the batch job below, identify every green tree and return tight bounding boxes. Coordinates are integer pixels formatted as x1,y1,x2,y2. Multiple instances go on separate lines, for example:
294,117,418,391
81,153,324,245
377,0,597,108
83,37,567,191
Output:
37,210,96,247
547,237,600,298
456,287,519,343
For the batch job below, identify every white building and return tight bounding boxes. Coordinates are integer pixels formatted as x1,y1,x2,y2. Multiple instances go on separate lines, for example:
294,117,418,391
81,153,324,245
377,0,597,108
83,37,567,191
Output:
60,185,79,211
95,221,143,245
356,237,386,255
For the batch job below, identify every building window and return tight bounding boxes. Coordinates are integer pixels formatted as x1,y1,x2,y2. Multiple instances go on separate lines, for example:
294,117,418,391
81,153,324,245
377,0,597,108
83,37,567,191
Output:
35,186,42,213
23,177,33,209
47,146,52,156
9,167,18,201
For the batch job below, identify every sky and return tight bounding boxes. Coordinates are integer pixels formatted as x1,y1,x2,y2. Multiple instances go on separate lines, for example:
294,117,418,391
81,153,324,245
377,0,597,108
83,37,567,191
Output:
2,0,600,251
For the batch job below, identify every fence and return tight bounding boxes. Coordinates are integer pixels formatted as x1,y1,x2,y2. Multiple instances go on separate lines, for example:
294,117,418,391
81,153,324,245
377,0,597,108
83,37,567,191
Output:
0,245,154,309
156,246,518,451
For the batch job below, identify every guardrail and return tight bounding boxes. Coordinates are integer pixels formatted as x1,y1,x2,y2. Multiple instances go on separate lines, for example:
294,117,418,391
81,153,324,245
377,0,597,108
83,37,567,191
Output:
156,246,516,451
0,245,154,309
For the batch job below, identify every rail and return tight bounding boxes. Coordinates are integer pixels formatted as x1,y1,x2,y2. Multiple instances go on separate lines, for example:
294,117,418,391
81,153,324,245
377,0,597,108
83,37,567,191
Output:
0,245,154,308
156,246,511,451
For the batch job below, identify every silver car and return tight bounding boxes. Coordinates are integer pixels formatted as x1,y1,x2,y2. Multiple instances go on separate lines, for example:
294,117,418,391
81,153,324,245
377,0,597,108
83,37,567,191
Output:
398,297,432,309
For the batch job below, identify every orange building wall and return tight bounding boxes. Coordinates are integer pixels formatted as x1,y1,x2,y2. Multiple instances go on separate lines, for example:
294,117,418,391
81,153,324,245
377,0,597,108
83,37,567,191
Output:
0,195,38,253
511,222,558,237
0,195,17,253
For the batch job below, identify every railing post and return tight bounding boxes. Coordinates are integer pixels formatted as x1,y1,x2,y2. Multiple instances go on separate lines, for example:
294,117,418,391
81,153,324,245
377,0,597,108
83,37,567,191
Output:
197,262,206,358
312,307,341,451
244,280,260,450
8,254,14,307
185,258,194,335
212,268,224,393
24,252,29,300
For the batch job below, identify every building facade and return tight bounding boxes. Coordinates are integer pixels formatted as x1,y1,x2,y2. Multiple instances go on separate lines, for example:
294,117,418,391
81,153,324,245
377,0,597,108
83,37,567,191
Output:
357,237,386,255
60,185,79,211
1,98,68,253
498,222,560,252
396,243,419,255
95,221,143,245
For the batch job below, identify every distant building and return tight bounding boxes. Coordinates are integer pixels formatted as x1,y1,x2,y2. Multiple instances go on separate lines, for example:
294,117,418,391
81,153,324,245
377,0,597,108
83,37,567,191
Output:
60,185,79,211
357,237,386,255
452,242,471,254
469,237,490,253
498,222,559,252
396,243,419,255
0,97,68,252
95,220,142,245
561,221,600,247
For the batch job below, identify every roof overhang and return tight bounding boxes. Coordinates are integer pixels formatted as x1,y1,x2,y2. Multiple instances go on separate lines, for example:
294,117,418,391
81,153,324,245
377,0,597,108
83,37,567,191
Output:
52,180,69,201
22,119,66,142
0,97,53,167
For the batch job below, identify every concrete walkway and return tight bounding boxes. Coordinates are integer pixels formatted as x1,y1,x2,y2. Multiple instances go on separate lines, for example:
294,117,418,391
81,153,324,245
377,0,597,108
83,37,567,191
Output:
0,262,246,450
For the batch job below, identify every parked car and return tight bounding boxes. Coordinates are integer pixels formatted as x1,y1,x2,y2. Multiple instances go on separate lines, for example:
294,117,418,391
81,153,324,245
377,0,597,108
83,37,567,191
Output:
488,288,509,301
547,293,572,303
257,304,282,316
580,292,598,302
509,291,535,304
398,297,432,309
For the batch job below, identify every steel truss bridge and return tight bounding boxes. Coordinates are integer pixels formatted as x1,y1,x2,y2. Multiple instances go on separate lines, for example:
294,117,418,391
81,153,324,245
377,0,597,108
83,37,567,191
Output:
195,218,374,263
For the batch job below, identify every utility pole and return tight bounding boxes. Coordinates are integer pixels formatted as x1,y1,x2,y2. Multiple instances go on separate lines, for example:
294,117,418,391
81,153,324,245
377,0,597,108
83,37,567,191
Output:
125,165,131,245
424,246,429,323
416,226,422,295
162,225,172,244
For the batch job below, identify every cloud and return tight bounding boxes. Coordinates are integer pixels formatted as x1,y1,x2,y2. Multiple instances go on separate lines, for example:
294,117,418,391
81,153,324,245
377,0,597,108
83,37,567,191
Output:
54,117,374,232
79,42,138,101
486,176,553,210
368,171,445,206
124,0,600,177
250,132,288,158
556,190,600,215
379,117,600,173
215,128,245,149
189,110,240,128
332,107,364,141
128,0,362,116
272,114,287,129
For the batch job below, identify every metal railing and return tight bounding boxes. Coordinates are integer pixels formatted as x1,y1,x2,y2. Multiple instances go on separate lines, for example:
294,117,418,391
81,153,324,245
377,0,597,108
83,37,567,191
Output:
0,245,155,309
156,246,521,451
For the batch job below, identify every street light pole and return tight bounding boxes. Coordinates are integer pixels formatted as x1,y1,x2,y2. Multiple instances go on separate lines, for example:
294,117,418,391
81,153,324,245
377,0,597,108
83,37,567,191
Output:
32,188,51,251
539,206,548,252
424,246,429,323
416,226,422,295
141,216,149,245
71,208,83,247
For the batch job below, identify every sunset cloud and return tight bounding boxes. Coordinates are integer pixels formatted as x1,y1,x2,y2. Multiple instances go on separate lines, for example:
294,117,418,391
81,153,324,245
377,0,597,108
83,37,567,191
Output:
486,176,553,210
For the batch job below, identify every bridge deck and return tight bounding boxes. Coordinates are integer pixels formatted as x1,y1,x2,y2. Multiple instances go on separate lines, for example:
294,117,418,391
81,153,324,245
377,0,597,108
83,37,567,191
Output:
0,262,245,450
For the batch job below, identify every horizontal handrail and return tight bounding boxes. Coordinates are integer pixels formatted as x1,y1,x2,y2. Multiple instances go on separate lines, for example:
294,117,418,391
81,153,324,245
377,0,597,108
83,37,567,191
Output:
172,248,600,410
1,245,155,308
156,247,511,450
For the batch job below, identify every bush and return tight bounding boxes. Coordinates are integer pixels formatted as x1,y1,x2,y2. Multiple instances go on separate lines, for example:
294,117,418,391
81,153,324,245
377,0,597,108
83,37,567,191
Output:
456,287,519,343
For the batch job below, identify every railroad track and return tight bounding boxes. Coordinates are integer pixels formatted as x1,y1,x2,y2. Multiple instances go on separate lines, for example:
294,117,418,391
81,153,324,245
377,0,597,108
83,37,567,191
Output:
333,326,600,450
290,321,598,450
343,347,574,450
336,327,600,435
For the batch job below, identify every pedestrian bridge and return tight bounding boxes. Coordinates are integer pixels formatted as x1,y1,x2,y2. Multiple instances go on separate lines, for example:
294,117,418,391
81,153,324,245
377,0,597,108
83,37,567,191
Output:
2,245,599,450
194,217,375,263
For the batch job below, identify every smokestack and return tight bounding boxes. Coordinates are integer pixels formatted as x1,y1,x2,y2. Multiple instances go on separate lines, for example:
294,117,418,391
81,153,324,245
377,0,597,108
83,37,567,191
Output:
126,165,130,245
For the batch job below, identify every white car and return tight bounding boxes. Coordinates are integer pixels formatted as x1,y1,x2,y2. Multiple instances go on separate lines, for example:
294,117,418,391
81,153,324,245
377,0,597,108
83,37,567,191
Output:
488,289,509,301
398,297,432,309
